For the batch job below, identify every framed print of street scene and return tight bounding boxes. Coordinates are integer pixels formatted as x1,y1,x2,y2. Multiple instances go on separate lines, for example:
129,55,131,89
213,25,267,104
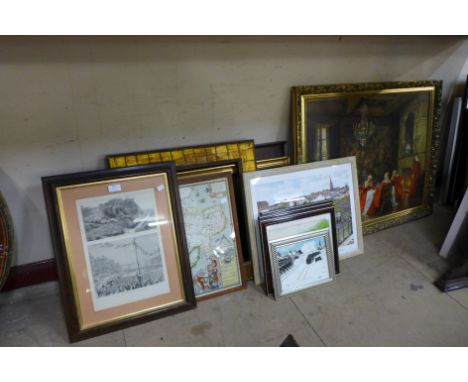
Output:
269,229,336,299
177,166,246,301
259,204,338,295
42,163,195,342
243,157,363,285
292,81,442,234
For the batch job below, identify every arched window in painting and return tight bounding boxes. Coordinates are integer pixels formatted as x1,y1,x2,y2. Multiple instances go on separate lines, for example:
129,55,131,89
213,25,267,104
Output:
404,112,415,155
315,123,329,160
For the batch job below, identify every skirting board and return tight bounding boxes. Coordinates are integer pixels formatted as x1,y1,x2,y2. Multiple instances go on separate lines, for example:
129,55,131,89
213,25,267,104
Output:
1,258,58,291
1,258,254,292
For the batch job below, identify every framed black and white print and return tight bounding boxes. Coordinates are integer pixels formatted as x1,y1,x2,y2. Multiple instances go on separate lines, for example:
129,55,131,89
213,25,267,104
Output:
42,163,196,342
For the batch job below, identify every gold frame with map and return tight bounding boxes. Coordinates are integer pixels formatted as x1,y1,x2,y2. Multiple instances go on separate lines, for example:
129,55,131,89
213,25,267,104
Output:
107,140,257,173
178,164,246,301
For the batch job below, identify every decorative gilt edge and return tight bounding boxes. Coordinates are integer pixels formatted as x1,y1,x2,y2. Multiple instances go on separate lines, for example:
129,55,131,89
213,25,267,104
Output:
256,156,290,170
362,207,432,235
291,80,443,162
106,139,258,172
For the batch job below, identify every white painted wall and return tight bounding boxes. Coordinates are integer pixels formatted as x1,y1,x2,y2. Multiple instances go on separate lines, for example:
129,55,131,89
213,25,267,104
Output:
1,36,467,265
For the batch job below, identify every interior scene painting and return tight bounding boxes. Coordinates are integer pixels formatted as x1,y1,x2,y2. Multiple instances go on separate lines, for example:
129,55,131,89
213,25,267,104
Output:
305,90,432,222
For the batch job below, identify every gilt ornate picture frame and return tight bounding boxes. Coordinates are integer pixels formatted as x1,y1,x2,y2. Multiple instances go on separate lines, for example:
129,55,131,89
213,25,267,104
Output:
107,140,257,172
291,81,442,234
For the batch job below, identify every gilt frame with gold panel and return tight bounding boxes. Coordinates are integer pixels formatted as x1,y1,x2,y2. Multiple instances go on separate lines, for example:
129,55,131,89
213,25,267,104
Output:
291,81,442,234
107,140,257,173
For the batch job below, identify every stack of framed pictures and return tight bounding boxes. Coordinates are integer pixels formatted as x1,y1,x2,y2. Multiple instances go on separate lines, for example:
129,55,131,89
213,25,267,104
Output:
243,157,364,285
258,201,339,297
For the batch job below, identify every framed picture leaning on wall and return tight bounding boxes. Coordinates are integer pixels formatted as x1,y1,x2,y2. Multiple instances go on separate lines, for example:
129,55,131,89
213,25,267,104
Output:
107,140,257,173
259,201,337,295
291,81,442,234
263,206,338,299
42,163,195,342
177,161,247,300
243,157,363,285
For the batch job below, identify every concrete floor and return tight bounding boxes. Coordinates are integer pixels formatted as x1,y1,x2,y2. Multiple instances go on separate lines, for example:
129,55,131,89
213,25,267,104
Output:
1,205,468,346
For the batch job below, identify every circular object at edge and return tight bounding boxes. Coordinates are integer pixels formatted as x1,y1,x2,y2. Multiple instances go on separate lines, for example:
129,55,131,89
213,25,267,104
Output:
0,192,14,290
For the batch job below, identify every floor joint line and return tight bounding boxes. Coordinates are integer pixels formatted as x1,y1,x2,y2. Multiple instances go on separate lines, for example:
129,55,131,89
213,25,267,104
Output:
290,297,327,346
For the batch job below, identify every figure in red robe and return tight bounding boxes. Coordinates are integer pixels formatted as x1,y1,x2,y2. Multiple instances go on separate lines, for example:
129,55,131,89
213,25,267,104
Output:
391,169,403,205
359,174,374,214
368,172,392,216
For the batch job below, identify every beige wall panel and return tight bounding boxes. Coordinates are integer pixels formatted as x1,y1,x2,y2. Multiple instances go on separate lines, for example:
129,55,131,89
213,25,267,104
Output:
0,36,467,265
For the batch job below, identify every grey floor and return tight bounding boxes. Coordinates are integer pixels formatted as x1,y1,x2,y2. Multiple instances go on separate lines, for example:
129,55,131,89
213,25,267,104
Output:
1,205,468,346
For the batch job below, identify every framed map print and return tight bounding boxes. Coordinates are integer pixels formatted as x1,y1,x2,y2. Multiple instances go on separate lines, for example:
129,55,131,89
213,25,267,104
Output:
178,165,246,301
0,191,14,290
42,163,195,342
292,81,442,234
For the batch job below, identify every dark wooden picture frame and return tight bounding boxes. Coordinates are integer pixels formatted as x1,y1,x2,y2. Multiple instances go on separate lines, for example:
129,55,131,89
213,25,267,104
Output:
259,204,338,295
177,161,247,301
42,163,196,342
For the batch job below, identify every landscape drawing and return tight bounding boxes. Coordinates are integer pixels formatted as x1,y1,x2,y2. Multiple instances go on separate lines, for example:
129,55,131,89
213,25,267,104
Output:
76,189,170,311
88,232,165,298
77,188,159,242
